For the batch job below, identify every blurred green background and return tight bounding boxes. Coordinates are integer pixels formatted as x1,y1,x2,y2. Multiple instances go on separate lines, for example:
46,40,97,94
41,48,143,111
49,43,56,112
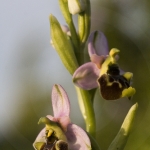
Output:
1,0,150,149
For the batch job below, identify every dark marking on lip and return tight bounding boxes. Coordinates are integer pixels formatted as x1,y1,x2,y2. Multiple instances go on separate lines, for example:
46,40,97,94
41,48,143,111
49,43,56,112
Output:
98,74,130,100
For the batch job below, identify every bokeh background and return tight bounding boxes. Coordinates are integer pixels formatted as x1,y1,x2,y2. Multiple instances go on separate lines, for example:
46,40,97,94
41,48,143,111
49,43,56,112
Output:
1,0,150,149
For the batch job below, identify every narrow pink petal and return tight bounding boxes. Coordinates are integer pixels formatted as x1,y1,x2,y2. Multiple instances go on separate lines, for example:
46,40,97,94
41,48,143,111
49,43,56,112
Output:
88,31,109,57
73,62,99,90
52,84,70,118
66,124,91,150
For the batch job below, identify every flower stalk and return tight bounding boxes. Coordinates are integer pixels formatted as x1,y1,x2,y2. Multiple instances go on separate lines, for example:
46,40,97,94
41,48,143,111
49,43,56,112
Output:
75,87,96,137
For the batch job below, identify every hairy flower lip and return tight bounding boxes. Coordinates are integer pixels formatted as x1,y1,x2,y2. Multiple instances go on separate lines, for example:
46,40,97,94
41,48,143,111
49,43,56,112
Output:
98,74,130,100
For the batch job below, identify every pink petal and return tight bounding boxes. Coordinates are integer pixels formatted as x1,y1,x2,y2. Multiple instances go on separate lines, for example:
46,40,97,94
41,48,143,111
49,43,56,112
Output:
52,84,70,118
90,54,106,69
88,31,109,57
46,115,57,122
66,124,91,150
73,62,100,90
58,116,71,132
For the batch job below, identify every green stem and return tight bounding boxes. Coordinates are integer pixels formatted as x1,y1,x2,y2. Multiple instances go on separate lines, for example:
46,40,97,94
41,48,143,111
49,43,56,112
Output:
88,88,97,104
75,86,96,137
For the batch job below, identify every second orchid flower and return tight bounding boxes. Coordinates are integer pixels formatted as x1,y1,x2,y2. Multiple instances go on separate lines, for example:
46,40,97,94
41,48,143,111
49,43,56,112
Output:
73,31,136,100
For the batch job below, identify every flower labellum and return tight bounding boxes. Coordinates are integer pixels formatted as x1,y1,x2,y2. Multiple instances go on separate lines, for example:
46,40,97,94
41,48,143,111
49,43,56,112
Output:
33,84,91,150
73,31,136,100
98,48,135,100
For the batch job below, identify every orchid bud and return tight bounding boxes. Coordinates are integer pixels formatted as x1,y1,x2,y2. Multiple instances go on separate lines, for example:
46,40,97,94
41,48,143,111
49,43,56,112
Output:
50,25,71,49
50,14,78,75
68,0,86,15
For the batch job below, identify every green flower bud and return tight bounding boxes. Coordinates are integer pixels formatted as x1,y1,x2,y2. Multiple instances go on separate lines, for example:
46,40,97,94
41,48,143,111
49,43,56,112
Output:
50,14,78,75
68,0,86,15
78,0,91,47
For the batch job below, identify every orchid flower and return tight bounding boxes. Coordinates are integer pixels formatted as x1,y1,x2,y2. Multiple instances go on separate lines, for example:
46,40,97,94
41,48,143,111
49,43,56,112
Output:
33,84,91,150
73,31,136,100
